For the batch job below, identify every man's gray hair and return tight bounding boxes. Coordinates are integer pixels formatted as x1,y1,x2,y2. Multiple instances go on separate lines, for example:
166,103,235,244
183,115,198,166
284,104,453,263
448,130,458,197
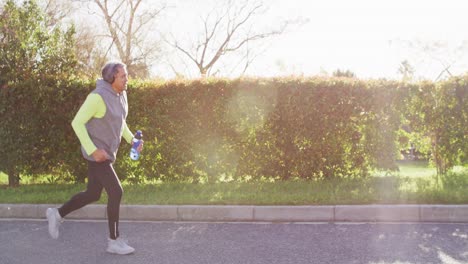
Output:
102,62,126,84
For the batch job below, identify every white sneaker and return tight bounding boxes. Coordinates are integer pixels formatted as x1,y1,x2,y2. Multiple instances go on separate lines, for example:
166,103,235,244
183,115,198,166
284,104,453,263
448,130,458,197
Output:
107,238,135,255
46,208,62,239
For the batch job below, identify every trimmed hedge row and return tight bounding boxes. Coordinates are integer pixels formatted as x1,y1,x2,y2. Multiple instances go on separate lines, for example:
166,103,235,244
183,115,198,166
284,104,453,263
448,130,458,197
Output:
1,76,467,184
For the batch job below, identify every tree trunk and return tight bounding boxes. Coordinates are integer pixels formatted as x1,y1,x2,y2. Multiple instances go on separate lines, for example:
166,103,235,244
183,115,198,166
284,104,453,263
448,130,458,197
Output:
8,167,20,187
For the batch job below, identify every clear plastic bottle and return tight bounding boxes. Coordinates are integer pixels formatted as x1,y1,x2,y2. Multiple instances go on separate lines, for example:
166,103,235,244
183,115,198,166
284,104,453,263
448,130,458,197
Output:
130,130,143,160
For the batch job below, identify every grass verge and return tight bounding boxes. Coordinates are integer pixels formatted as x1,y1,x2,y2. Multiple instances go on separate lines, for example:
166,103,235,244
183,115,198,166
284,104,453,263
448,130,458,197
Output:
0,162,467,205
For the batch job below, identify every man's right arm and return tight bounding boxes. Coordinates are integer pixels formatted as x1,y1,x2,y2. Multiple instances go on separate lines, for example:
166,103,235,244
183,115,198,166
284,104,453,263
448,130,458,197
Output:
71,93,105,156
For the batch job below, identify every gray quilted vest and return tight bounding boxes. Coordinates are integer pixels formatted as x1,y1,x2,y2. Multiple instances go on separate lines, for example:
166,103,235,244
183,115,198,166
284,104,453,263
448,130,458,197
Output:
81,79,128,162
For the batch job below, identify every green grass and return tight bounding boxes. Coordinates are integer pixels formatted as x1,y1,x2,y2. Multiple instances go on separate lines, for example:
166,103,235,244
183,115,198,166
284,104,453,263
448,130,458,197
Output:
0,162,467,205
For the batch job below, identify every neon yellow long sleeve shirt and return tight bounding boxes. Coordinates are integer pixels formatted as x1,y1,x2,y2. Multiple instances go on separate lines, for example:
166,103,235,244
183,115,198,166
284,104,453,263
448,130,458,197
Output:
71,93,133,155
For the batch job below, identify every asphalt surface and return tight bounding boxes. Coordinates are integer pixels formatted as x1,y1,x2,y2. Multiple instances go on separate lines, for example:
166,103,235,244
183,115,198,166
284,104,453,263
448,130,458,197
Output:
1,219,467,264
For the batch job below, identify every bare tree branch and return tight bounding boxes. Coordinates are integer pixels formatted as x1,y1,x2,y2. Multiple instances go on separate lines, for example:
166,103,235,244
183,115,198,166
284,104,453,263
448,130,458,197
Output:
399,39,468,81
172,41,203,72
39,0,74,27
171,0,300,77
76,0,166,77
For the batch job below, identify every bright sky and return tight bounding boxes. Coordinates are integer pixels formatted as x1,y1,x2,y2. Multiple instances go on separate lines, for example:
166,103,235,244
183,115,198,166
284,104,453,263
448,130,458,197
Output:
156,0,468,80
74,0,468,80
254,0,468,80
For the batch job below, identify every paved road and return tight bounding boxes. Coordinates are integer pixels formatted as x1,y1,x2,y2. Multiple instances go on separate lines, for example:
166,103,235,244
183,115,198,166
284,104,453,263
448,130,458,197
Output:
1,220,467,264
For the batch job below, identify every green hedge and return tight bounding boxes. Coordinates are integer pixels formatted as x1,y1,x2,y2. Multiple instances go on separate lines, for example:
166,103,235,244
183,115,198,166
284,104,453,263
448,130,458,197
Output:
1,76,467,185
403,79,468,174
0,78,93,185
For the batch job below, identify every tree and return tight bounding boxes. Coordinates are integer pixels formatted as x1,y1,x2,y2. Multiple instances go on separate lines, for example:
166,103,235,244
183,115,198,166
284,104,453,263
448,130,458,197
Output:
39,0,74,27
397,60,415,82
332,69,356,78
396,39,468,81
77,0,166,78
169,0,296,77
0,0,77,186
73,22,109,79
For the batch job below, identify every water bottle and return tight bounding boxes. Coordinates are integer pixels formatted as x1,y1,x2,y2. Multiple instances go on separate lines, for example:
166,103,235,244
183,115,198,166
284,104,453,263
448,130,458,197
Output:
130,130,143,160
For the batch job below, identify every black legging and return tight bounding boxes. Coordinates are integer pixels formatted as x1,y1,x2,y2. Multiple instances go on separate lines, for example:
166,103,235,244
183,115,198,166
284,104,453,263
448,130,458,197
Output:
58,160,123,240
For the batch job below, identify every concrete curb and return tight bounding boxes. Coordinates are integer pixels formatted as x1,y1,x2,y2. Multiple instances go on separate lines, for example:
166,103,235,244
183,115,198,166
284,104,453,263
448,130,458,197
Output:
1,204,467,223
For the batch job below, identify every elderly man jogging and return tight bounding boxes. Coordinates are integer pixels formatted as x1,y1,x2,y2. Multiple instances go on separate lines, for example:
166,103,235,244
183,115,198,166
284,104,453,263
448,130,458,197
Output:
46,62,143,255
